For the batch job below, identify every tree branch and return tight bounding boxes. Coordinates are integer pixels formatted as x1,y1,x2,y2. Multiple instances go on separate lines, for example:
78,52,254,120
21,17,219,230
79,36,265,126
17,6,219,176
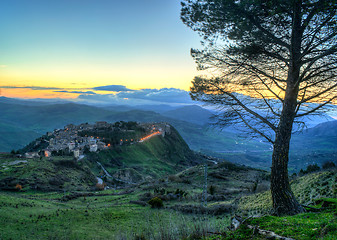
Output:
299,82,337,103
232,108,274,144
296,96,337,118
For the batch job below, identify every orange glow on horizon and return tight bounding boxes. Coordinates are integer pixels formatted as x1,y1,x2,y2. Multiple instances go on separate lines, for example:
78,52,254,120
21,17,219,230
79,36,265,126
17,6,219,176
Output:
0,88,78,99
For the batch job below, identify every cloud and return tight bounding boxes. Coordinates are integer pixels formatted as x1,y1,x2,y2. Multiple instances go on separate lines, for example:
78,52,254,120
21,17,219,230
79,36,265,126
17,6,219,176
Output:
77,93,122,104
0,86,62,90
117,88,193,104
92,85,133,92
0,65,7,68
1,84,194,105
54,90,96,95
75,88,194,105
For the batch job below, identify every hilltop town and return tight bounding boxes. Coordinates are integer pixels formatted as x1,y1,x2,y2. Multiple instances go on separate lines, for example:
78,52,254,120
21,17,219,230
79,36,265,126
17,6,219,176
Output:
23,121,171,159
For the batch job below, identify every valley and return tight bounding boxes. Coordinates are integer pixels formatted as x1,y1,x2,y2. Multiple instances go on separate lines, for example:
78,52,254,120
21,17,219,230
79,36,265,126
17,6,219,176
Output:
1,98,336,171
0,97,337,239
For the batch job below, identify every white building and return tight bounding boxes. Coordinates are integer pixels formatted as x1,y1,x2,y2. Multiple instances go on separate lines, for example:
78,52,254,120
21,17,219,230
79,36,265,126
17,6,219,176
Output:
68,142,76,150
25,152,39,159
73,149,80,159
90,144,98,152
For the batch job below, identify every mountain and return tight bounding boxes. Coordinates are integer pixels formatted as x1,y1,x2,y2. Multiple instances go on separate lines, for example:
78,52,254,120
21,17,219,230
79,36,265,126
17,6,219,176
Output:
0,122,40,152
0,96,68,106
162,105,213,125
301,120,337,136
0,102,114,133
101,104,179,113
288,120,337,172
296,114,335,129
1,97,336,172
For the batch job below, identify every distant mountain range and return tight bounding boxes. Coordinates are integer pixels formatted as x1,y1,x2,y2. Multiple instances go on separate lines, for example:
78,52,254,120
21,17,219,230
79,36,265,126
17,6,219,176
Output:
0,96,336,171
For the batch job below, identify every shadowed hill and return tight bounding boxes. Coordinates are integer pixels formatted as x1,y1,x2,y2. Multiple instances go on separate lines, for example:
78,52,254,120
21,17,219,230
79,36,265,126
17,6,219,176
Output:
161,105,213,125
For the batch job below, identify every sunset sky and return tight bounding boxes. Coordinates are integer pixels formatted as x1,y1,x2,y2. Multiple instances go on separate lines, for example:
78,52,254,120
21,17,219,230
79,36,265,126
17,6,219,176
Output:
0,0,202,103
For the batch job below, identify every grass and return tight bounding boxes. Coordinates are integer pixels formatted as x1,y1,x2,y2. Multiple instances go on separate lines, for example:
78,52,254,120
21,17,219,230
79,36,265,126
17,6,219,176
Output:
0,168,336,239
0,190,230,240
226,199,337,240
204,198,337,240
237,169,337,215
0,156,96,192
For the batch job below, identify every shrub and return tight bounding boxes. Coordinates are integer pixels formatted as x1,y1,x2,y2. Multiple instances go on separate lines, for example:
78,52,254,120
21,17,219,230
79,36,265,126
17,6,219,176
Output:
134,234,146,240
95,183,106,191
15,184,22,191
148,197,163,208
306,164,321,173
208,185,216,195
154,187,166,195
300,164,321,175
168,175,182,183
175,188,188,198
54,159,81,169
322,161,336,169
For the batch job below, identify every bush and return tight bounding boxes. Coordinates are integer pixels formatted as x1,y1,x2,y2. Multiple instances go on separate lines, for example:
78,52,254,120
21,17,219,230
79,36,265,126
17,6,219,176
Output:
322,161,336,169
208,185,216,195
54,159,81,169
306,164,321,173
95,183,106,191
148,197,163,208
300,164,321,175
15,184,22,191
168,175,182,183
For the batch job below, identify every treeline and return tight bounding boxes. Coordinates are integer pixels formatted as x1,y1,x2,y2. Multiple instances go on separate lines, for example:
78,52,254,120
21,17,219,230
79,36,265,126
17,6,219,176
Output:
297,161,336,176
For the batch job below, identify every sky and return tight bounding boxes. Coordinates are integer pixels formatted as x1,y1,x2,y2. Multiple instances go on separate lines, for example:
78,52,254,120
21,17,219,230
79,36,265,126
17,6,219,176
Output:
0,0,203,105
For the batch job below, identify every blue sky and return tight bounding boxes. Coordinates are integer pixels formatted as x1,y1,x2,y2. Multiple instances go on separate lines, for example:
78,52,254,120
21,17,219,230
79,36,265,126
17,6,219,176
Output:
0,0,202,102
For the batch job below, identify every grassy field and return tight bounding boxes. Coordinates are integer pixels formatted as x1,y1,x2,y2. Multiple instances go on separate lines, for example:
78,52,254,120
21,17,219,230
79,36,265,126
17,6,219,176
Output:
0,169,336,239
0,189,230,240
1,170,336,239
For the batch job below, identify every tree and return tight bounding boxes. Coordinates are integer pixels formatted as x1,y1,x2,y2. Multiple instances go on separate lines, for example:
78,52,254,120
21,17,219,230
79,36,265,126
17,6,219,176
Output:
181,0,337,215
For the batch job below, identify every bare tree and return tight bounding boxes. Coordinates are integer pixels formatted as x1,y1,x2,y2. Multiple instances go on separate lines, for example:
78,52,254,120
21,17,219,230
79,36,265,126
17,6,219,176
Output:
181,0,337,215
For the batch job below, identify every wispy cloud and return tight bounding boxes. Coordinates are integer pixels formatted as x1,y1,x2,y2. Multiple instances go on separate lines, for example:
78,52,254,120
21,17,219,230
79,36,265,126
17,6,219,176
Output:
0,65,7,68
1,84,134,93
92,85,133,92
54,90,96,95
0,86,62,90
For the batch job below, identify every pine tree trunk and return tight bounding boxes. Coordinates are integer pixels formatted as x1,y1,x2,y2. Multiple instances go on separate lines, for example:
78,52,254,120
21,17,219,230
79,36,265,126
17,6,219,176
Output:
271,74,304,216
270,0,305,216
271,129,304,216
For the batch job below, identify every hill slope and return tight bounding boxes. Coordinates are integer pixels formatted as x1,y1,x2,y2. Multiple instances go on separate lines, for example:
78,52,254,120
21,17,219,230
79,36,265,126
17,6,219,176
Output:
162,105,213,125
0,155,96,192
85,125,202,182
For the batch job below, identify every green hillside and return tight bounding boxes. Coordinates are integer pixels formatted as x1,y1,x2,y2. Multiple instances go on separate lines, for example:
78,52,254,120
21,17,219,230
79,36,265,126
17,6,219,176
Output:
0,122,41,152
85,125,201,181
0,155,96,192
